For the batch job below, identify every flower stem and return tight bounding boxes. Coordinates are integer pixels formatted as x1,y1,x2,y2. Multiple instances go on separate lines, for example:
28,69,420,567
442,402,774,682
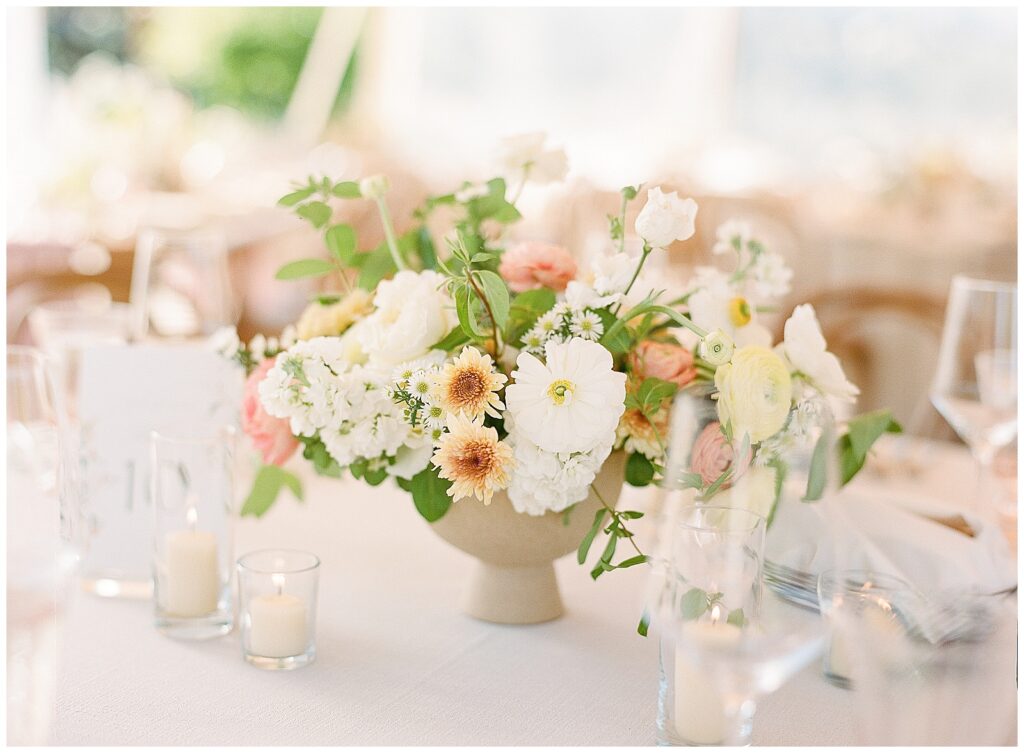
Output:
623,245,651,298
617,193,628,255
374,196,408,271
466,270,504,360
590,483,646,560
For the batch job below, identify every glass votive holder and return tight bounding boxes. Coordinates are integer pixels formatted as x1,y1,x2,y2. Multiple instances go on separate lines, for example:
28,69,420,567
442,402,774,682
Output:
816,569,914,689
151,428,235,639
237,549,320,670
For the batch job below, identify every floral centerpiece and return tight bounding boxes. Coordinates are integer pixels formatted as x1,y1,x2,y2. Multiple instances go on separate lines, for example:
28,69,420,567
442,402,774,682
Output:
214,134,897,625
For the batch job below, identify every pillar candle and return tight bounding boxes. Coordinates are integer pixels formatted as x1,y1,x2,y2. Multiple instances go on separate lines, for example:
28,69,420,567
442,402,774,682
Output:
163,529,220,617
674,617,742,744
248,576,308,658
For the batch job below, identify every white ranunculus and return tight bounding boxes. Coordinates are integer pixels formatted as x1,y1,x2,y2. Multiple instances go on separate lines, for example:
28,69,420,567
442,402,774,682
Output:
505,338,626,454
359,270,455,368
698,329,735,366
495,132,568,185
779,304,859,402
359,174,390,199
634,187,698,249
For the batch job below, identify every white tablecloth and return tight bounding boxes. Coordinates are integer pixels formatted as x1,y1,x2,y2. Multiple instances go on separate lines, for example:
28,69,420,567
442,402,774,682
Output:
53,440,1016,745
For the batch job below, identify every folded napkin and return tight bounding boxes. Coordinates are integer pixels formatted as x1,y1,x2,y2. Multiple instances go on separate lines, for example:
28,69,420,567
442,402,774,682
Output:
766,485,1017,596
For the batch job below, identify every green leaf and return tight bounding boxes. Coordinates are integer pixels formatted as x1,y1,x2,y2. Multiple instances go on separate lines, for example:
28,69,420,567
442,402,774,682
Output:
679,587,709,620
631,377,678,413
700,467,732,500
615,554,649,569
279,187,316,206
766,458,787,527
364,466,388,486
455,285,487,338
276,259,335,280
510,288,556,316
727,608,747,628
315,294,341,306
577,508,608,564
803,432,830,501
325,224,357,265
625,452,655,486
430,327,471,352
416,226,438,271
637,610,651,637
296,200,332,228
410,466,453,522
590,534,618,580
840,409,903,484
678,472,704,490
241,465,303,518
475,270,510,330
357,244,398,290
331,181,362,198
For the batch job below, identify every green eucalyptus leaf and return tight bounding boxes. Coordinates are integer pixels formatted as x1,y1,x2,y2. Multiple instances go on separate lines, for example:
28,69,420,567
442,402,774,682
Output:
804,432,830,501
577,508,608,564
276,259,335,280
679,587,709,620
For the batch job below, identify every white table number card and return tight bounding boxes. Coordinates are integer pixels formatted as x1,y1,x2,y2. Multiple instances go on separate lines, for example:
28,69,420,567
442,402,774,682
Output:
76,342,243,596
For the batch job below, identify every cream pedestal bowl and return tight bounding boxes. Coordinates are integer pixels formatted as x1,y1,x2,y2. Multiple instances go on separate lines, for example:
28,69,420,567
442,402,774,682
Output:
430,451,626,624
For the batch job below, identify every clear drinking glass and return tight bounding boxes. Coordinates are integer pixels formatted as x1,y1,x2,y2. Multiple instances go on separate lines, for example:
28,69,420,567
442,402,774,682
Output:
7,347,79,745
238,550,320,670
824,583,1017,745
151,428,235,639
930,276,1017,515
654,504,767,746
816,569,915,689
130,226,237,339
28,299,133,419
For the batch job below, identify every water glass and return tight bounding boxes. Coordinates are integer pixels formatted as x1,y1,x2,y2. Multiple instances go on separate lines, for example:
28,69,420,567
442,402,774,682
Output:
151,428,235,639
131,226,237,339
7,347,79,745
238,550,320,670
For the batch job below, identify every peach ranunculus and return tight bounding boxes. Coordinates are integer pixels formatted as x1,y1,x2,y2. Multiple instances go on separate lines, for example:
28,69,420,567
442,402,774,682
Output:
629,340,698,387
690,421,734,485
242,358,300,466
498,242,577,292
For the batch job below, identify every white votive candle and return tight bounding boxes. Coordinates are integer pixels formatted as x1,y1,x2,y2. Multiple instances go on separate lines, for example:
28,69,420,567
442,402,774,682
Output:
248,575,308,658
163,528,220,617
674,614,742,744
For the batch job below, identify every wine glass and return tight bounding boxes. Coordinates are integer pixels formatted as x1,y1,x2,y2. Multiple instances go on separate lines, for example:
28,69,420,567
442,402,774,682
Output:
7,347,79,745
130,226,237,339
930,276,1017,515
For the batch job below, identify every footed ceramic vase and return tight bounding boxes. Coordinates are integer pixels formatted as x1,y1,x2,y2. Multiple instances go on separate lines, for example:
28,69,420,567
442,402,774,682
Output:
430,451,626,624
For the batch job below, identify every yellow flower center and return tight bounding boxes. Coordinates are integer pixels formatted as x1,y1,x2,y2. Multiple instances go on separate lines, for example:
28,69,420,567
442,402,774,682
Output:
546,379,576,406
728,297,752,327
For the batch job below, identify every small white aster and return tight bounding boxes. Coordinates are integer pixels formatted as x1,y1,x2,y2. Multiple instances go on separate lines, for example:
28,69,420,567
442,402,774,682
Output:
535,310,564,334
423,403,447,429
569,311,604,341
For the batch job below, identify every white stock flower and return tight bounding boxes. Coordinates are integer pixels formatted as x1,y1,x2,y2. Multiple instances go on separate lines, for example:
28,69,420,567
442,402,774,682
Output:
495,132,568,185
748,251,793,301
505,337,626,454
248,333,267,359
591,251,636,295
634,187,698,249
358,270,455,368
564,280,620,311
359,174,390,199
208,326,240,358
779,304,859,402
505,423,613,516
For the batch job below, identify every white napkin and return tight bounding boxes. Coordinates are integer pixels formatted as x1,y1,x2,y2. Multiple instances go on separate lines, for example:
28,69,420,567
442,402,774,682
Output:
766,486,1017,596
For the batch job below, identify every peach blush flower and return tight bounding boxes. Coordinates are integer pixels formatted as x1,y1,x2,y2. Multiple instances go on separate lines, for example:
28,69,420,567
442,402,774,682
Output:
629,340,698,387
242,358,300,466
690,422,734,485
616,405,670,461
498,242,577,293
431,346,507,419
432,414,514,504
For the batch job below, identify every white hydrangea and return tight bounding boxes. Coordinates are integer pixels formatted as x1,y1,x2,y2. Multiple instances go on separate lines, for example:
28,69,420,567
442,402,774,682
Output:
505,420,614,516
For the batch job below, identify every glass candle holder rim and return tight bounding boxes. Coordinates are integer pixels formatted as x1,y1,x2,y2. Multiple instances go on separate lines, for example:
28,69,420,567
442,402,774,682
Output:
675,504,767,535
138,225,227,248
951,274,1017,294
30,299,134,316
817,568,916,597
238,548,321,576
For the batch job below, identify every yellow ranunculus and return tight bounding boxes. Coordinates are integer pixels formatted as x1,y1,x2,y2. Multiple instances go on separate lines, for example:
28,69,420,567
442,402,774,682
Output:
295,288,374,340
719,465,778,520
714,346,792,443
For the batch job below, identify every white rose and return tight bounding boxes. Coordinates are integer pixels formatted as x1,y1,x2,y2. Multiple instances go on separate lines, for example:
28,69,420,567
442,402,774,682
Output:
634,187,698,249
779,304,859,402
359,270,455,368
359,174,390,200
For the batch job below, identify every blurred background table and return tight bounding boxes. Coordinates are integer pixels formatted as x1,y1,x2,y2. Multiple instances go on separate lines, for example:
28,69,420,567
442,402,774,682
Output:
53,439,1015,746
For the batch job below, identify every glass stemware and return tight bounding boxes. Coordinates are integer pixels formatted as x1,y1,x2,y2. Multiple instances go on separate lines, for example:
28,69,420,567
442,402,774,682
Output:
930,275,1017,515
7,347,79,745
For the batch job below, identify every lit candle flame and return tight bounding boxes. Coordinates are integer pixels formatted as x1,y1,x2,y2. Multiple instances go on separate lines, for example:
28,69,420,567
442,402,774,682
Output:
710,604,723,624
272,573,285,595
186,505,198,531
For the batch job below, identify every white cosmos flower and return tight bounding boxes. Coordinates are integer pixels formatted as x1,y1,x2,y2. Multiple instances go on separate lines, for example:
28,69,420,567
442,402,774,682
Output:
505,337,626,454
634,187,698,249
358,270,455,368
686,268,772,348
495,132,569,185
779,304,859,402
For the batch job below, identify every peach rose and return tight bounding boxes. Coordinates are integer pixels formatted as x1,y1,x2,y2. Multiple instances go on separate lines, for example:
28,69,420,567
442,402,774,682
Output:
242,358,300,466
629,340,698,387
498,242,577,292
690,421,733,485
